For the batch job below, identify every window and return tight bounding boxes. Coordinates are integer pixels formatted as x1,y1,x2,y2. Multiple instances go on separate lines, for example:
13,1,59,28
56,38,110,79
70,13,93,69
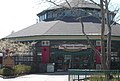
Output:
39,15,44,21
44,48,47,51
109,14,113,21
65,10,72,16
48,11,53,18
42,41,50,46
94,13,100,18
53,11,57,18
71,9,79,17
44,13,47,19
42,41,45,45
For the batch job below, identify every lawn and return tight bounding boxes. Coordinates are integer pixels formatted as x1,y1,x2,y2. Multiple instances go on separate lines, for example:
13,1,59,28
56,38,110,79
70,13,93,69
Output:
87,75,120,81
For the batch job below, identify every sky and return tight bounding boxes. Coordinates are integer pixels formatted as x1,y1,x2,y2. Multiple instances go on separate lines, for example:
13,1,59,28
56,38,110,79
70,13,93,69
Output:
0,0,46,39
0,0,120,39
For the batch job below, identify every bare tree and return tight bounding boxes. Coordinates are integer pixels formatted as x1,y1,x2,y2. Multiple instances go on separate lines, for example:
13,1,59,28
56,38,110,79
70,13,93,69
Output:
39,0,103,67
39,0,119,71
37,0,120,80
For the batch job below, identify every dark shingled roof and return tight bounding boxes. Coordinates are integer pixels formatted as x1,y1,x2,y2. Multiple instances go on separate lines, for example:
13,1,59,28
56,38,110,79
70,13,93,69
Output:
6,20,120,38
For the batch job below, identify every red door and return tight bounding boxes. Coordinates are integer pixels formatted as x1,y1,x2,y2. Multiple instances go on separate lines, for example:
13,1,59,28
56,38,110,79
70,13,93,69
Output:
42,46,50,64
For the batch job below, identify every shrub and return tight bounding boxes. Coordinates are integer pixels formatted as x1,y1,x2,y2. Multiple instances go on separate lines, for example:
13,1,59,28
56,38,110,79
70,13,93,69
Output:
1,67,14,76
0,69,1,75
14,64,31,75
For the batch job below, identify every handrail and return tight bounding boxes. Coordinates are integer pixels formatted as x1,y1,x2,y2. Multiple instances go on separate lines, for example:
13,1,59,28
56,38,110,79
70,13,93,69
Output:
68,69,120,75
68,69,120,81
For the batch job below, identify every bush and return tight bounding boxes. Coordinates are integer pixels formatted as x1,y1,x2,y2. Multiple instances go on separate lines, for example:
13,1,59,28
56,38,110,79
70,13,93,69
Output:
1,67,14,76
14,64,31,75
0,69,2,75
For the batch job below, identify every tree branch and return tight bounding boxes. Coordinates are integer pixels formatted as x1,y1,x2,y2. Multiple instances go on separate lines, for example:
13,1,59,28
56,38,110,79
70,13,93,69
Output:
45,0,68,9
79,18,101,56
108,0,111,5
65,0,72,9
89,0,101,7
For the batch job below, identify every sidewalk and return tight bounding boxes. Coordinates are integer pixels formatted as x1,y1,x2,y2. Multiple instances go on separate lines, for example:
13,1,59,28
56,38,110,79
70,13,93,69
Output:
0,72,68,81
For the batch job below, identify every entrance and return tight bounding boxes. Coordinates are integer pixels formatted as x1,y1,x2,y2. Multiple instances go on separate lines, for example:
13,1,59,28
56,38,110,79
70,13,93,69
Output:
56,55,64,71
54,49,94,71
64,55,71,71
55,55,71,71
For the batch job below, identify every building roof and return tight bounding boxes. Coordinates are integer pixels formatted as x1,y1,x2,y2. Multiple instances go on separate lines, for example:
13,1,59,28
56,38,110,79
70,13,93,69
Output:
6,20,120,38
47,0,100,10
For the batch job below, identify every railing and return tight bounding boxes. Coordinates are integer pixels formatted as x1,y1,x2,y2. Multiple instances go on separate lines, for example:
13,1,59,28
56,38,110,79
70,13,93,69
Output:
68,69,120,81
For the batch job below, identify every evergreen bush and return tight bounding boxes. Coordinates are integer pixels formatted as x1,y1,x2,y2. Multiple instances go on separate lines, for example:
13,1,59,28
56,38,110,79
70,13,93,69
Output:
1,67,14,76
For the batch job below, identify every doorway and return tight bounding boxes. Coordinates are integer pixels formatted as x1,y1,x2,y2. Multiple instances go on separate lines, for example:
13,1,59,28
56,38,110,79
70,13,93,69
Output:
64,55,71,71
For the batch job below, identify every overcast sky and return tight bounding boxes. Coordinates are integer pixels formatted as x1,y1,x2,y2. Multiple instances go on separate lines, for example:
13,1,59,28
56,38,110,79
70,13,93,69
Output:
0,0,120,39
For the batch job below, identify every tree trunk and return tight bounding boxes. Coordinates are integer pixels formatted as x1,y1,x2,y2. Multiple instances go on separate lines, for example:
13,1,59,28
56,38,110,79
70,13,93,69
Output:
100,0,107,70
105,0,111,70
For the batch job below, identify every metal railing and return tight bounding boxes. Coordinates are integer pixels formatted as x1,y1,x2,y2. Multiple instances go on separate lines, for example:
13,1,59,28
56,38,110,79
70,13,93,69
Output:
68,69,120,81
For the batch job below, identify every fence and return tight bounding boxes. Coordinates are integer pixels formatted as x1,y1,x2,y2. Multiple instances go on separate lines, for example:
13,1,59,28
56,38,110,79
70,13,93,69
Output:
68,69,120,81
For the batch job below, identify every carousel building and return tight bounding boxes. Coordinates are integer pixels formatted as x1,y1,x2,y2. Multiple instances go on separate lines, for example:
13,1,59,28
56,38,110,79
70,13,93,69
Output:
5,0,120,71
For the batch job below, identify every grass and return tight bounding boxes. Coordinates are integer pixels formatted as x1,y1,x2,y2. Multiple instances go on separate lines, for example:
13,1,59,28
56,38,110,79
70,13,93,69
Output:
87,75,120,81
73,75,120,81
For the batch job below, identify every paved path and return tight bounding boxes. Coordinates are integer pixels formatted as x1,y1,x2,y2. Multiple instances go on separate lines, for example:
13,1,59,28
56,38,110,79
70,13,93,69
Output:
0,74,68,81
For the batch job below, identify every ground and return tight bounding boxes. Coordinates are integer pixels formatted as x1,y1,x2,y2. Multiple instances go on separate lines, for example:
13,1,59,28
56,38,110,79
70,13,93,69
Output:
0,73,68,81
